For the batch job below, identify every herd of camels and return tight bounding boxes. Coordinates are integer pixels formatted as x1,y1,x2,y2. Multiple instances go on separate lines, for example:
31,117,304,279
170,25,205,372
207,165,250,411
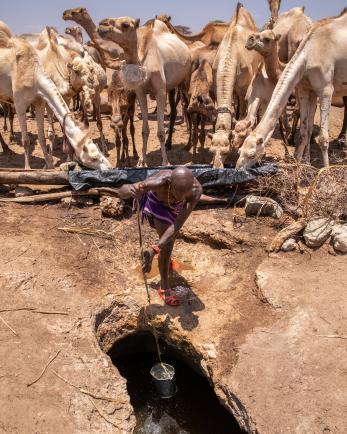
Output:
0,1,346,171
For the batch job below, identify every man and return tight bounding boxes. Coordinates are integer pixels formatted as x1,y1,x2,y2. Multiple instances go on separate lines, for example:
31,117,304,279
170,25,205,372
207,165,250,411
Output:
118,166,202,306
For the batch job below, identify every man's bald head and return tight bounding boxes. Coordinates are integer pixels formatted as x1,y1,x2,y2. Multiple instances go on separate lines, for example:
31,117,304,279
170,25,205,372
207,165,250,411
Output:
170,167,195,201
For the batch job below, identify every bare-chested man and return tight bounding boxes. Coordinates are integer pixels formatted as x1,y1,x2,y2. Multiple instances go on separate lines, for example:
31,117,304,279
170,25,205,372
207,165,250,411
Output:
118,167,202,306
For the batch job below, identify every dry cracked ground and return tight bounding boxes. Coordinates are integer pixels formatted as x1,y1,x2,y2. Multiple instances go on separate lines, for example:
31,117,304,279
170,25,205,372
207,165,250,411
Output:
0,106,346,433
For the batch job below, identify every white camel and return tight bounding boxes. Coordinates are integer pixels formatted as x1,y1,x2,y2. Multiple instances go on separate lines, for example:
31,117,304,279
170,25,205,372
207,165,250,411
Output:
0,21,110,170
236,9,347,168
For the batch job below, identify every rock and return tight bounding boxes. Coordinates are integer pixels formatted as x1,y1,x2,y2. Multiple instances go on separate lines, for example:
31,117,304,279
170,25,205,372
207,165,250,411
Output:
100,196,125,218
331,224,347,253
61,196,94,207
15,186,34,197
59,161,81,172
245,195,283,219
281,238,297,252
303,218,334,248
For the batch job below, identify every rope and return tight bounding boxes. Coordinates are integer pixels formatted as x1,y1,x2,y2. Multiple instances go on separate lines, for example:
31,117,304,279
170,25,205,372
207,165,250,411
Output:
135,199,164,365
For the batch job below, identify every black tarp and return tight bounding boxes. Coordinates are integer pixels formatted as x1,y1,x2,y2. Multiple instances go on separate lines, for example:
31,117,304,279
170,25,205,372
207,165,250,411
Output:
69,164,278,191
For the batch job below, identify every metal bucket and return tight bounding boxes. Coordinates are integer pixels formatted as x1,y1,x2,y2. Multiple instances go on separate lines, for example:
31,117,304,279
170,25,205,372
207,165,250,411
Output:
150,363,177,399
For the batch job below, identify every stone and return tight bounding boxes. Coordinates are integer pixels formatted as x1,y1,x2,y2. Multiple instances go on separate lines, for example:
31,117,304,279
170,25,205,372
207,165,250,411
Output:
100,196,125,218
15,186,34,197
303,218,335,248
61,196,94,208
245,195,283,219
281,238,297,252
331,224,347,254
59,161,81,172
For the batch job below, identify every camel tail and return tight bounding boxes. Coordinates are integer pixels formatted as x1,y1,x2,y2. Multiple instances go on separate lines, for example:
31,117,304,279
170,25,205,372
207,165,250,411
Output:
0,21,13,48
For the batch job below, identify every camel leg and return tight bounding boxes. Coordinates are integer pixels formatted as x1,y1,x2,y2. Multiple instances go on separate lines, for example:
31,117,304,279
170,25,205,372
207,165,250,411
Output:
16,109,31,169
303,93,317,163
199,116,206,150
122,113,131,167
3,104,8,131
338,96,347,147
295,88,311,163
0,132,10,153
136,89,149,167
35,100,54,169
46,108,56,157
156,90,170,166
9,105,15,142
94,93,107,155
191,113,199,157
165,89,176,151
129,97,138,159
318,86,333,167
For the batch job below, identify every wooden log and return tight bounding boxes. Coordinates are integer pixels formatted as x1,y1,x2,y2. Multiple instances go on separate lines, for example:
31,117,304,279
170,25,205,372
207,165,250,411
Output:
0,190,99,204
0,170,69,185
267,218,307,253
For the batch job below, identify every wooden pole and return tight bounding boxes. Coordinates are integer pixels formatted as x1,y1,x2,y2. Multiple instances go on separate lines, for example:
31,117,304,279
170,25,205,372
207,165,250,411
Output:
0,171,69,185
0,190,100,204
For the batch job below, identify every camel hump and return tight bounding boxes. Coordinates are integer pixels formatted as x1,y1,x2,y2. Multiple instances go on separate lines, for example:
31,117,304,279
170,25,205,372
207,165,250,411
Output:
153,19,171,34
0,21,13,48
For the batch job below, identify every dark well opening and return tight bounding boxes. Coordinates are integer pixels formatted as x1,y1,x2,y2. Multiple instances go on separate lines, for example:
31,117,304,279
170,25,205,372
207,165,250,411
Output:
108,331,243,434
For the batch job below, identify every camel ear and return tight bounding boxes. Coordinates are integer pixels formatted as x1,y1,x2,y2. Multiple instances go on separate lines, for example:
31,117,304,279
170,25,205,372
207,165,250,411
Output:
256,137,264,146
208,132,213,140
134,18,140,29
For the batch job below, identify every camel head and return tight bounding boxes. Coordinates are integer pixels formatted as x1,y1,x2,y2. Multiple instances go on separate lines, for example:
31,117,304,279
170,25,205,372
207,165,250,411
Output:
208,129,232,168
232,119,252,149
188,95,217,122
65,26,82,39
62,7,88,24
245,29,281,56
77,133,112,170
67,56,97,112
155,14,172,25
236,133,265,169
98,17,140,48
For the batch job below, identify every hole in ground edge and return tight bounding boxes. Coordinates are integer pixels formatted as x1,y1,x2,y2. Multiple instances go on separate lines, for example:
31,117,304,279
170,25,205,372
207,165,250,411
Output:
108,331,244,434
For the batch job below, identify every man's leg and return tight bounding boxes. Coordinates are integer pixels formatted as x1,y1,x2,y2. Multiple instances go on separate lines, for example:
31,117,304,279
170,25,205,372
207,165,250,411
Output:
152,218,175,296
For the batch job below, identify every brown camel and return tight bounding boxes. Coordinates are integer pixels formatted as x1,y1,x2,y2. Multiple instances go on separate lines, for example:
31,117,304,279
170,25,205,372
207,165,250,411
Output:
156,15,228,46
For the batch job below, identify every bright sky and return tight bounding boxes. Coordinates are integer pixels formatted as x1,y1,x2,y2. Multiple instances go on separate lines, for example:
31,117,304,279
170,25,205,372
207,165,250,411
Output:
3,0,347,36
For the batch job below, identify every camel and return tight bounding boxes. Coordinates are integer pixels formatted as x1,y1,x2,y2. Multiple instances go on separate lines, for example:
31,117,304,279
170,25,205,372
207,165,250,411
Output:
185,47,217,157
268,0,281,23
98,17,191,166
108,70,137,166
62,7,123,70
209,3,261,168
236,9,347,169
65,26,83,45
232,29,285,149
156,15,229,46
0,21,110,170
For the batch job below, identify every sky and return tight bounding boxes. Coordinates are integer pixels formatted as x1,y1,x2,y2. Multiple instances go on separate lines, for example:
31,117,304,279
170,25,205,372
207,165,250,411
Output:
2,0,347,36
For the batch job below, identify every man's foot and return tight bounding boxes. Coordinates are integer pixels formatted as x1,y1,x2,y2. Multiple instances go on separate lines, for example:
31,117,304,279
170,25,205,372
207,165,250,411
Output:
157,288,180,307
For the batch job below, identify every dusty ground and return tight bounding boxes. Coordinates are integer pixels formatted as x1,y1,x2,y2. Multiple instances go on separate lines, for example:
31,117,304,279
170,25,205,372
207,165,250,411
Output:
0,105,346,433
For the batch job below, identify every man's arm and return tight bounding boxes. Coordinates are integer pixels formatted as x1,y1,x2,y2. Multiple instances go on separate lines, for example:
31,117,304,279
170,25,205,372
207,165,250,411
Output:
117,171,171,199
157,182,202,249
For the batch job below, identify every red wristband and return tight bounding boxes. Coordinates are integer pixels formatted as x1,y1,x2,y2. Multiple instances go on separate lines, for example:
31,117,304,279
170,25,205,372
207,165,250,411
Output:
150,244,160,254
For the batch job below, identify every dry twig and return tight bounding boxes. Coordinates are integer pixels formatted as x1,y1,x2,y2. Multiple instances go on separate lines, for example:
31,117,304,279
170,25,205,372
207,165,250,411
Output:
87,397,118,428
0,314,18,336
52,370,122,403
58,226,114,241
27,350,61,387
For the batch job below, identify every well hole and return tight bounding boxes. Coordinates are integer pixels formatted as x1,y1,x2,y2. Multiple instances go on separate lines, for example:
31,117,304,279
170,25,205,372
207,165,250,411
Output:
108,331,243,434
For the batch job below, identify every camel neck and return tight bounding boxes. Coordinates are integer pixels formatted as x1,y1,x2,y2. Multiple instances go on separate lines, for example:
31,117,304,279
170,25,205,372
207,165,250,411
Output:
123,46,139,64
78,16,103,46
262,50,282,84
